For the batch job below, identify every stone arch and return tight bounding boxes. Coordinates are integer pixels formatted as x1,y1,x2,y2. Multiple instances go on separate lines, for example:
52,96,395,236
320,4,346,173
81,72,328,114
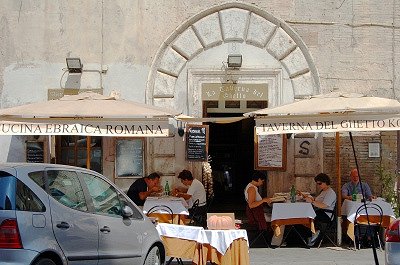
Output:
147,2,320,107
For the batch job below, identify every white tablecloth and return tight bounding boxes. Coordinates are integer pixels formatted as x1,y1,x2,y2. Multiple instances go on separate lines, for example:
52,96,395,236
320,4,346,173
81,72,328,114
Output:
341,199,395,223
143,196,189,215
156,223,248,255
271,202,316,221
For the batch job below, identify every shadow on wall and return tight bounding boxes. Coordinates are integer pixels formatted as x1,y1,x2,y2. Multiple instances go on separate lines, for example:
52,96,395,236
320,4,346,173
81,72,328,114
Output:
6,135,26,162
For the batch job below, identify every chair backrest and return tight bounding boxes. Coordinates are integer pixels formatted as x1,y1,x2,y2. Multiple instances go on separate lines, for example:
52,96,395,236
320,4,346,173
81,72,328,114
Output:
355,202,383,225
147,204,174,224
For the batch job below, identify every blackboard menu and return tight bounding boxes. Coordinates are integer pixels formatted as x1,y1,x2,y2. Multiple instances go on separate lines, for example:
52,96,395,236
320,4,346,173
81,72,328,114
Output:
186,125,209,161
255,134,287,171
26,141,44,163
115,139,144,178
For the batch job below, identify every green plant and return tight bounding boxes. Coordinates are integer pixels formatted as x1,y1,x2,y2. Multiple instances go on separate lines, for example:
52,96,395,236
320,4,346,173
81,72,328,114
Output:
378,166,399,217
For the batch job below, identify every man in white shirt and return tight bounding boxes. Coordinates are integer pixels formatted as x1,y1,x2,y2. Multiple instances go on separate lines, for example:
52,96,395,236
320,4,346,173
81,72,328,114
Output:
173,169,207,223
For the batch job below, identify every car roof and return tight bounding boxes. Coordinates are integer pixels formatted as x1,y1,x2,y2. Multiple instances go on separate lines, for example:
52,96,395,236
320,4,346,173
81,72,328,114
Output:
0,162,98,175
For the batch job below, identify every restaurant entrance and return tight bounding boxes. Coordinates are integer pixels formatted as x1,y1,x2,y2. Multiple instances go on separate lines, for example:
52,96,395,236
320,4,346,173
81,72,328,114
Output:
207,114,255,214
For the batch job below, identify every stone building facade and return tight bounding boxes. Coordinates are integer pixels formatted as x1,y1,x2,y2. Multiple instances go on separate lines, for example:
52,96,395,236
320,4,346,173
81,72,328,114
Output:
0,1,399,201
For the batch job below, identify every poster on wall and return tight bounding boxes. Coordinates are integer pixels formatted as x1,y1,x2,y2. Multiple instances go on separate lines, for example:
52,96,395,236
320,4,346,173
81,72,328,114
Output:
115,138,144,178
186,124,209,161
255,133,287,171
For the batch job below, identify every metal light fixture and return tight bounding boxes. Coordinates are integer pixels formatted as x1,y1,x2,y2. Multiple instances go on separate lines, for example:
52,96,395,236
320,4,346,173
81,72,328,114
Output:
227,54,242,68
66,58,83,73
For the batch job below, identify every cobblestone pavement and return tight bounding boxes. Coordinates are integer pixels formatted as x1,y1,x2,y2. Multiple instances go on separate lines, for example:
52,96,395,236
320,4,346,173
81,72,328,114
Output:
168,246,385,265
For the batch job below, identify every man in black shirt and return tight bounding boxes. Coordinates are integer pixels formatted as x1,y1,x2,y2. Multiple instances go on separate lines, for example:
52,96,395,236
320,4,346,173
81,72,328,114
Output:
127,172,162,206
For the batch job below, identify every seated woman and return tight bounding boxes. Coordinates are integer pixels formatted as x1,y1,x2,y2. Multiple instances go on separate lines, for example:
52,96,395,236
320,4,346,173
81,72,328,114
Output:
304,173,337,246
244,171,285,247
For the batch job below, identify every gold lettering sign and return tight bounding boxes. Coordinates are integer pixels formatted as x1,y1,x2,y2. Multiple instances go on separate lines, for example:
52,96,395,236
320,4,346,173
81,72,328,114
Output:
202,83,267,101
48,89,103,100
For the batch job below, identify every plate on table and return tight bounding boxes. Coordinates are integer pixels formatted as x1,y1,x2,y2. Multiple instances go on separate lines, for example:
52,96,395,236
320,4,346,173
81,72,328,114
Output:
271,196,286,203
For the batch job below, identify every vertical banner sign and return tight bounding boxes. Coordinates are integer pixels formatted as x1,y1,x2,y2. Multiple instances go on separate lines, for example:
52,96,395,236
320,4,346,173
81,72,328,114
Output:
186,125,209,161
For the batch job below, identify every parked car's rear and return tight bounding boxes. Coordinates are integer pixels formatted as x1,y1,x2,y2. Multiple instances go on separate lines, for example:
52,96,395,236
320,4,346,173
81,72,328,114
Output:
0,163,165,265
385,218,400,265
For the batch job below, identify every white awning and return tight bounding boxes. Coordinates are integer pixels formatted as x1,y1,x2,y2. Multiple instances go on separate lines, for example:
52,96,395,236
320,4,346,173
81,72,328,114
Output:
0,118,170,137
255,112,400,135
175,114,245,124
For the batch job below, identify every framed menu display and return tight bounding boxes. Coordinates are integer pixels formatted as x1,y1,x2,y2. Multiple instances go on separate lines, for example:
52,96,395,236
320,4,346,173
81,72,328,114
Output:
255,133,287,171
26,141,44,163
115,138,144,178
186,124,209,161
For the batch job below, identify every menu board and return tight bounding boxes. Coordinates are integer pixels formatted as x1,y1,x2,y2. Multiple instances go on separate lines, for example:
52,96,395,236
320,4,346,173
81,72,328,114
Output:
255,134,287,170
115,139,144,178
26,141,44,163
186,125,209,161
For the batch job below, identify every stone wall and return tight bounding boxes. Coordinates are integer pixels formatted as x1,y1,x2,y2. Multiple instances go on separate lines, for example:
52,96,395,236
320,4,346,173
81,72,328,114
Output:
323,132,397,197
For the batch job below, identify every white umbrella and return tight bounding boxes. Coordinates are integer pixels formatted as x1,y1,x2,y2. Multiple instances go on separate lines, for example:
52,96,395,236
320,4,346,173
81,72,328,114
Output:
0,92,181,137
244,92,400,260
245,92,400,135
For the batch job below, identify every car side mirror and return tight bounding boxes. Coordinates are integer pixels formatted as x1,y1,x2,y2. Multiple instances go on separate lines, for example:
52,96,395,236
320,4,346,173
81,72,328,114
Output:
122,205,133,218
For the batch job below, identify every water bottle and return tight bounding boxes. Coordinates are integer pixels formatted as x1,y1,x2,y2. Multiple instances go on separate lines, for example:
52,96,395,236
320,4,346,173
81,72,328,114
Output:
351,186,357,201
164,181,170,196
290,185,296,203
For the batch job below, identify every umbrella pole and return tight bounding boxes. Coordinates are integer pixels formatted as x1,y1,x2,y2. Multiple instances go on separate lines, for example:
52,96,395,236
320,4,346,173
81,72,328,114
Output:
336,132,342,246
349,132,379,265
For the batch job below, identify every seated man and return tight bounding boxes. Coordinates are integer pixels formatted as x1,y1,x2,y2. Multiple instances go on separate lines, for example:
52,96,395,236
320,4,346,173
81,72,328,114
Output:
342,168,374,201
172,169,207,220
127,172,162,206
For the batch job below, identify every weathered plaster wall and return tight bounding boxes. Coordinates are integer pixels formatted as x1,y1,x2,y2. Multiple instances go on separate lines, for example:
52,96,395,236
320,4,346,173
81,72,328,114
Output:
0,1,399,190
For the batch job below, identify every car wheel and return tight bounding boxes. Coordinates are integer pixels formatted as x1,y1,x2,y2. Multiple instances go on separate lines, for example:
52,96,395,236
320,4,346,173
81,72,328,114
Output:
143,245,161,265
33,258,57,265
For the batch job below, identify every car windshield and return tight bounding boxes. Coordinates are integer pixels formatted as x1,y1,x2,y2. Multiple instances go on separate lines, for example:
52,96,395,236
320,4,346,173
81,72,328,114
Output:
0,173,16,210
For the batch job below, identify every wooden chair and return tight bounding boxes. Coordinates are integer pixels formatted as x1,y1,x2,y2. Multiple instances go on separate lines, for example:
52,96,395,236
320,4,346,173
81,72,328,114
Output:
245,205,271,248
317,203,338,248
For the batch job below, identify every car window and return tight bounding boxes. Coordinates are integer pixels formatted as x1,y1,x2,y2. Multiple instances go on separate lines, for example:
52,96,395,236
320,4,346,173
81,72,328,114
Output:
81,173,122,217
28,171,46,189
47,170,88,212
16,179,45,212
0,173,45,212
0,174,16,210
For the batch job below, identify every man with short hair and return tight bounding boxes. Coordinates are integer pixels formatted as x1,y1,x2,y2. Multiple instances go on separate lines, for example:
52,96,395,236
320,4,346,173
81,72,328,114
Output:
127,172,162,206
341,168,374,201
173,169,207,215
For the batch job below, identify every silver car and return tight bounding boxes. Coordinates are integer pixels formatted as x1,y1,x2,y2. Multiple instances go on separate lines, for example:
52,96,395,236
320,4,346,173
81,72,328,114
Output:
0,163,165,265
385,218,400,265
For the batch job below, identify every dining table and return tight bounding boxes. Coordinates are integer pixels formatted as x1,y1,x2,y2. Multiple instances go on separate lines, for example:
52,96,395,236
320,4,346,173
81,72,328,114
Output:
271,201,316,247
143,196,189,224
156,223,249,265
341,198,396,242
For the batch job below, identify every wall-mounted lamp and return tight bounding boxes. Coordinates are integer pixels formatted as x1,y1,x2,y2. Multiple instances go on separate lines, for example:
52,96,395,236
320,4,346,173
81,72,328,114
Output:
227,54,242,68
66,58,83,73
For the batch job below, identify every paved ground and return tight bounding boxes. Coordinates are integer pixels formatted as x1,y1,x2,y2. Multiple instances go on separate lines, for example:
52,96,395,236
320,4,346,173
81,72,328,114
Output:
249,247,385,265
168,246,386,265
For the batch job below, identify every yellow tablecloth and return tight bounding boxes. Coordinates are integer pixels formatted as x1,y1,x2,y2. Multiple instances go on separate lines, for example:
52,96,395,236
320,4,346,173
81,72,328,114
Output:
272,217,315,237
161,236,249,265
147,213,186,224
346,215,395,241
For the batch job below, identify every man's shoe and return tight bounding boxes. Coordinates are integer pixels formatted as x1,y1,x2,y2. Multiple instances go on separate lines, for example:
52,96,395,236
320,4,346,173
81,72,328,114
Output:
307,230,320,247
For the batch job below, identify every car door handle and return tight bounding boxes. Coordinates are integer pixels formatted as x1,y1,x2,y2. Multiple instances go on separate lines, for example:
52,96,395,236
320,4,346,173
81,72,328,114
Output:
56,222,70,229
100,226,111,233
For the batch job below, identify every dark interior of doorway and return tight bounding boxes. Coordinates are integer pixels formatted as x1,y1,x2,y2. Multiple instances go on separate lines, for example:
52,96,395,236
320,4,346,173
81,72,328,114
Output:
206,114,254,218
